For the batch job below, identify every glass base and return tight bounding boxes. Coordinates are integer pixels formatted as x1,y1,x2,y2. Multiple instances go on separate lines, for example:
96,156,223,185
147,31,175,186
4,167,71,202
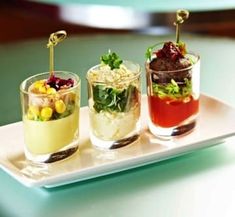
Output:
25,141,79,163
148,116,197,140
90,132,140,150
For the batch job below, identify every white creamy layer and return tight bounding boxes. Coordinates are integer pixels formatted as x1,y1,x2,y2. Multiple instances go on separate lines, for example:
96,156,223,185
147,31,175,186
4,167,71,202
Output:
90,105,140,141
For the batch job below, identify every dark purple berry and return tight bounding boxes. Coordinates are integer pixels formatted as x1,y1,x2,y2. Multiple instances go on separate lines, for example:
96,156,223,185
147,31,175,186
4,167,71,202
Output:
47,75,74,90
154,42,183,61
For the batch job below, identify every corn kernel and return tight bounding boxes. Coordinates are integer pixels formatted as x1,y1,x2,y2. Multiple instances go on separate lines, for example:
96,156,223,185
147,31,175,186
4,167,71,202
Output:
47,87,57,94
34,80,45,89
29,106,40,116
39,86,47,94
40,107,53,120
55,100,66,114
27,106,40,120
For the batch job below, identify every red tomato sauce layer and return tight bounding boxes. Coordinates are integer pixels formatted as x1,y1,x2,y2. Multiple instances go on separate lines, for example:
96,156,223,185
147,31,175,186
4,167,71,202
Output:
148,95,199,128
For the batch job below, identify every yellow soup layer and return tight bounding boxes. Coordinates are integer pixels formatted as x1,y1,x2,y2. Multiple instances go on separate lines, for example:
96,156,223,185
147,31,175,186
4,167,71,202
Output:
23,108,79,155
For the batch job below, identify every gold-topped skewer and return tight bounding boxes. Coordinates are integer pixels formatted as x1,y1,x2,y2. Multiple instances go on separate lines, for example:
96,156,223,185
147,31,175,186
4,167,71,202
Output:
174,9,189,44
47,30,67,77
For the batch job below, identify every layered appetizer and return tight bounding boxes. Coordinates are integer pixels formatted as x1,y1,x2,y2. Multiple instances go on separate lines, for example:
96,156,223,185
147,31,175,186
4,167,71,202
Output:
87,51,141,149
20,31,80,163
145,10,200,137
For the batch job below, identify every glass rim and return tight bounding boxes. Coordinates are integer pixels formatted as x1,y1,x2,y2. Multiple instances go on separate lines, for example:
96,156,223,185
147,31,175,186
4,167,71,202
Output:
20,71,80,95
86,60,141,85
146,53,200,74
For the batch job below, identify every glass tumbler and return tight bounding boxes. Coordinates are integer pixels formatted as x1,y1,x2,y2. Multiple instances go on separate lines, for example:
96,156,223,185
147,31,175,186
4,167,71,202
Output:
146,54,200,138
87,61,141,149
20,71,80,163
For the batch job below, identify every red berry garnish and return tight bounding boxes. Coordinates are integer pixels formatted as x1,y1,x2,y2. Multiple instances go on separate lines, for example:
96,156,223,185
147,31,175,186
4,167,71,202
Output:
47,75,74,91
154,42,184,61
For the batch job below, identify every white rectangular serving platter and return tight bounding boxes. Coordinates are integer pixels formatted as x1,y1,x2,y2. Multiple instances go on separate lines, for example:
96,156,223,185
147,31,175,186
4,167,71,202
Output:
1,94,235,188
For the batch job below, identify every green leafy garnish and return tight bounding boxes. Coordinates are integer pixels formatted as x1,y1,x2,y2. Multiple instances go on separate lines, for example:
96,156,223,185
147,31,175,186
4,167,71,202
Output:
93,85,137,113
101,51,123,70
186,54,197,65
145,42,164,61
145,47,153,61
176,41,187,56
152,78,192,99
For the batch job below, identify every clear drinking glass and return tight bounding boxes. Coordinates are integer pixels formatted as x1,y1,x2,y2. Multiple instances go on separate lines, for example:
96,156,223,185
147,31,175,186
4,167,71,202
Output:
87,61,141,149
146,54,200,138
20,71,80,163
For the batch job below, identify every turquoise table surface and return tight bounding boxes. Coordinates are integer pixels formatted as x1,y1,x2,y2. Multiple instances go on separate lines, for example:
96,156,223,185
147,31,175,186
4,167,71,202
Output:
34,0,235,12
1,34,235,217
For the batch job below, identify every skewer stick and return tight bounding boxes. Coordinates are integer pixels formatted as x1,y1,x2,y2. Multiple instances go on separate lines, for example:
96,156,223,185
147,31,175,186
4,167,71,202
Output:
174,10,189,44
47,30,67,77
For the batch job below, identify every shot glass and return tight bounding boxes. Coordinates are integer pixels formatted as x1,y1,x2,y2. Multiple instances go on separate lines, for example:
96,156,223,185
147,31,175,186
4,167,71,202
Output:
87,61,141,149
146,54,200,138
20,71,80,163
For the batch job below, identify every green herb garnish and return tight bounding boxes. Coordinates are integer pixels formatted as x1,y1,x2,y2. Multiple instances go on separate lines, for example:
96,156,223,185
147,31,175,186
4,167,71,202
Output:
145,47,153,61
176,41,187,56
186,54,197,65
101,51,123,70
145,42,164,61
152,78,192,99
93,85,137,113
